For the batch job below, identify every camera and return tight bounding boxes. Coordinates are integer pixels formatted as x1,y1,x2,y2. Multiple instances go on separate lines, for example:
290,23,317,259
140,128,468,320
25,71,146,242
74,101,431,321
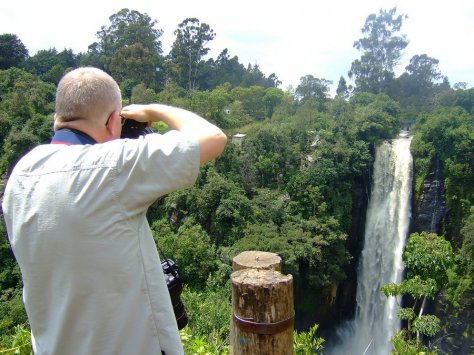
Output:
120,119,153,139
161,259,188,330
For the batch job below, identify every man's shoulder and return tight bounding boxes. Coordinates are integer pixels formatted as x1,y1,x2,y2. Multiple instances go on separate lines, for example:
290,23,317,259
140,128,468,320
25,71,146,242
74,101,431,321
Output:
11,143,117,176
11,144,55,171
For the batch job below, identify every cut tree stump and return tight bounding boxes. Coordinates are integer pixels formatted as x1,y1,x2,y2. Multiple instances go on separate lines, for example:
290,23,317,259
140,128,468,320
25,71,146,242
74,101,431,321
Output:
232,251,282,272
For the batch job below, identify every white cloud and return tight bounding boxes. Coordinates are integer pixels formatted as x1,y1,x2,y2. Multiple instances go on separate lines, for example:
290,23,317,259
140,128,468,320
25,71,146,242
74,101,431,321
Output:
1,0,473,90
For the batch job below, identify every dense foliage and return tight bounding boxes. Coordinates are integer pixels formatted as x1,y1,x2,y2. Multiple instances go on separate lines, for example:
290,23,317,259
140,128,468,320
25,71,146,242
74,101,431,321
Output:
0,6,472,354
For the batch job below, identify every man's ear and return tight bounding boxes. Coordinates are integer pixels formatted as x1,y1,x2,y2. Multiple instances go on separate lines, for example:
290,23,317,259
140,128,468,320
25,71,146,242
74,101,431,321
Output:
105,111,121,139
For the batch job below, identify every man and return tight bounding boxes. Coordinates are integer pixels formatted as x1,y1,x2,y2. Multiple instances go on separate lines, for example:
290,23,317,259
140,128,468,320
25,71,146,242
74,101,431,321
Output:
2,67,227,354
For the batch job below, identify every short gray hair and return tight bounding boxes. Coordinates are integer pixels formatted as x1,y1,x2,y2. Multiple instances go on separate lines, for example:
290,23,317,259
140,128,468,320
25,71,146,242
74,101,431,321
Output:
54,67,121,129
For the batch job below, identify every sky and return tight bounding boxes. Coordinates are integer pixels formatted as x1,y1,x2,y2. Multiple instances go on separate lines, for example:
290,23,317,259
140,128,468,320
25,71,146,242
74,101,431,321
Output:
1,0,473,94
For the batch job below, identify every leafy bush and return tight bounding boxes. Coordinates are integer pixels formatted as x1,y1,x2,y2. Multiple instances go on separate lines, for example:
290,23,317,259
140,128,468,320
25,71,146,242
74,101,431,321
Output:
293,324,324,354
0,324,32,355
0,292,27,348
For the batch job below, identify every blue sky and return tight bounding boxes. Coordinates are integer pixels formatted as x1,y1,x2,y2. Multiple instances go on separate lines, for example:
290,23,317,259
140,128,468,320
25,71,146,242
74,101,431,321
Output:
1,0,473,94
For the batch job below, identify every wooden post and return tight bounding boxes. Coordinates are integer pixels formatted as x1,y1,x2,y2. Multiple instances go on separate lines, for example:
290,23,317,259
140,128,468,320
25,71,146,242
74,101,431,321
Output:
230,252,294,355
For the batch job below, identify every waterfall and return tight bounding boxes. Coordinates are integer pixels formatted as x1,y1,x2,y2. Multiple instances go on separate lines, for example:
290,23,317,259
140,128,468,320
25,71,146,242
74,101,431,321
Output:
329,135,413,355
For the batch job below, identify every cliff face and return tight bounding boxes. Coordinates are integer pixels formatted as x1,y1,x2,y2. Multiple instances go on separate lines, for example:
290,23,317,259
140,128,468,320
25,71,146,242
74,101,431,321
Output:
413,158,447,234
334,175,369,321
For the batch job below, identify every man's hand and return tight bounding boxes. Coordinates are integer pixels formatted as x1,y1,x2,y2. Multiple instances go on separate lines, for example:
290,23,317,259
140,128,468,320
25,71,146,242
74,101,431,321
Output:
121,104,227,165
121,104,153,123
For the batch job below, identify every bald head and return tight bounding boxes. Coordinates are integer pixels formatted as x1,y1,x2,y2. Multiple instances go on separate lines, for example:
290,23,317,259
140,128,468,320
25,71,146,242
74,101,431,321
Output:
54,67,122,131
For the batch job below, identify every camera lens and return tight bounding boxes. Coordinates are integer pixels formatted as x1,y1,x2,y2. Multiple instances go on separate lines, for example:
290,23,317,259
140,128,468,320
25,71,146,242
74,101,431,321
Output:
162,259,188,330
168,281,188,329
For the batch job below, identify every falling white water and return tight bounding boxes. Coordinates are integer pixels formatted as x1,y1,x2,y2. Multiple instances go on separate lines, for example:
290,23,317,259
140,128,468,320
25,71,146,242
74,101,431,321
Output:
329,135,413,355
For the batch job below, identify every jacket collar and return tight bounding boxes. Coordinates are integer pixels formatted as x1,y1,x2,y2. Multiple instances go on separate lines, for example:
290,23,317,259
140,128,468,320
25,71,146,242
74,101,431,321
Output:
51,129,97,145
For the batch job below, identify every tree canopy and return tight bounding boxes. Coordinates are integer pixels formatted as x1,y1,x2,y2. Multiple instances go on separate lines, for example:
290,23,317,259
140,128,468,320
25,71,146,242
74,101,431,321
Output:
0,34,28,70
349,7,408,94
169,18,216,90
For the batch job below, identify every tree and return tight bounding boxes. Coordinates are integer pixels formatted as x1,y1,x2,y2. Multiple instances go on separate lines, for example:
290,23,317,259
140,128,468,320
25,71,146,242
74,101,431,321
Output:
267,73,282,88
22,48,60,76
163,169,254,246
336,76,350,99
152,221,217,287
394,54,444,111
403,232,455,289
0,68,55,122
239,124,299,188
459,207,474,273
22,48,78,82
241,64,279,88
209,84,231,116
109,43,157,88
78,42,107,69
349,8,408,94
130,83,159,104
181,85,231,127
350,92,402,144
230,85,266,119
192,170,253,245
263,87,284,118
295,75,332,110
0,34,28,70
382,232,455,351
454,87,474,113
405,54,442,90
95,8,163,58
169,18,215,90
22,48,77,84
0,128,41,175
205,49,246,88
85,9,164,89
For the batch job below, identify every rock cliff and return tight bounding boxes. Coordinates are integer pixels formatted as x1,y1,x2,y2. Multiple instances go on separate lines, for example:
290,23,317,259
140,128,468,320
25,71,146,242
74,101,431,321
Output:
413,158,446,234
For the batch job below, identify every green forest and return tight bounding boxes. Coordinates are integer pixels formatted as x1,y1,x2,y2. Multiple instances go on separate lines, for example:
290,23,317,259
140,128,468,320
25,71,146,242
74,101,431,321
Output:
0,7,473,354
